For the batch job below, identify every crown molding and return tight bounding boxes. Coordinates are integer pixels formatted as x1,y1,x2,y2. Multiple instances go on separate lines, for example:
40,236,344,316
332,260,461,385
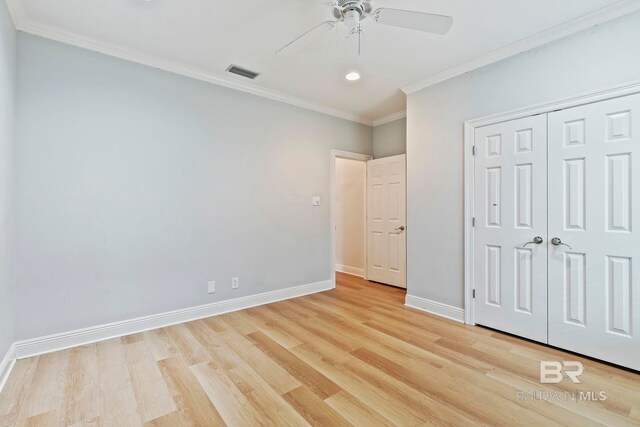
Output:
372,111,406,127
402,0,640,94
4,0,24,28
5,0,374,127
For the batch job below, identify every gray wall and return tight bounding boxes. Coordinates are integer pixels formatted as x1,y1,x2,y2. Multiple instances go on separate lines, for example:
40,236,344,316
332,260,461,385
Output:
14,34,372,340
373,118,406,158
407,11,640,308
0,0,16,358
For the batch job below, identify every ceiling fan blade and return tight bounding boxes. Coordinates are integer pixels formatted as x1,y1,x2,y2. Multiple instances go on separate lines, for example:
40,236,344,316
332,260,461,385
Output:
275,20,336,57
373,8,453,35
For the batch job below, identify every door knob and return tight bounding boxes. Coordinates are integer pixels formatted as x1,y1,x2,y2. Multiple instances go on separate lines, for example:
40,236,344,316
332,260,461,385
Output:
523,236,543,247
395,226,405,232
551,237,572,250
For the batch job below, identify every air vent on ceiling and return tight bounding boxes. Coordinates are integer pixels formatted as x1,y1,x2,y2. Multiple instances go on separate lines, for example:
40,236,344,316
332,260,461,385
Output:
226,65,260,80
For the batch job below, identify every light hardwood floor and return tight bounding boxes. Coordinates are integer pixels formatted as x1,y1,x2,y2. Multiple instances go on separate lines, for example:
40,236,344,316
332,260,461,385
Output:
1,273,639,426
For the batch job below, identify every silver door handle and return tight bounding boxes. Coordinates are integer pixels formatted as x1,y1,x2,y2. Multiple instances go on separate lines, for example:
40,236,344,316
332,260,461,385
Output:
523,236,543,247
395,226,405,232
551,237,572,250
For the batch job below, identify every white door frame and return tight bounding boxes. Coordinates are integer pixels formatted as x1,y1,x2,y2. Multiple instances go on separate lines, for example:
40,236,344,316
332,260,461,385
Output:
330,149,373,288
464,79,640,325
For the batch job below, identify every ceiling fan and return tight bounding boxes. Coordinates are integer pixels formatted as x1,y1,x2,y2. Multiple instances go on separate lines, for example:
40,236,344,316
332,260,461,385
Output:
275,0,454,57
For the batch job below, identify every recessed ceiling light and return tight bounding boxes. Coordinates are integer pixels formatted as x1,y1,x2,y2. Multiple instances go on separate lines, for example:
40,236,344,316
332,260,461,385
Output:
345,72,361,81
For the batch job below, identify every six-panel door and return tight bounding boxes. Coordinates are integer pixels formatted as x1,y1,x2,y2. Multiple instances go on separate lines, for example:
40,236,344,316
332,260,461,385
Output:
367,155,407,288
474,115,548,343
548,93,640,370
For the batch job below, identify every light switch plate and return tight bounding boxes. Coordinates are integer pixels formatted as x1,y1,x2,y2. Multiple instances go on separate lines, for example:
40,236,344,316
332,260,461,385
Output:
312,196,321,206
208,281,216,294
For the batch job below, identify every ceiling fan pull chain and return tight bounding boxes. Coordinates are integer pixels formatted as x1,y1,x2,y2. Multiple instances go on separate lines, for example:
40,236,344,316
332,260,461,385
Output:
358,21,361,56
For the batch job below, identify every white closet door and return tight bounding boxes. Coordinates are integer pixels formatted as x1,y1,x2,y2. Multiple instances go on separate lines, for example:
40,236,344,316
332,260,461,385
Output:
367,155,406,288
474,115,548,343
548,93,640,370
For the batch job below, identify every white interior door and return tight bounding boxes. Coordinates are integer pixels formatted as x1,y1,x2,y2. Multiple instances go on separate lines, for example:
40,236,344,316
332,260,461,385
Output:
548,93,640,370
474,115,548,343
367,155,406,288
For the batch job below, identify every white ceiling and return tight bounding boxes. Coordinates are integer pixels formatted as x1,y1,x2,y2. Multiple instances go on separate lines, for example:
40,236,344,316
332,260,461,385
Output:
6,0,639,125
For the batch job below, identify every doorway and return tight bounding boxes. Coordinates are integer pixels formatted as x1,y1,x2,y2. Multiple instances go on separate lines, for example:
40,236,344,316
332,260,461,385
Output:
330,150,407,289
334,157,367,278
330,150,373,286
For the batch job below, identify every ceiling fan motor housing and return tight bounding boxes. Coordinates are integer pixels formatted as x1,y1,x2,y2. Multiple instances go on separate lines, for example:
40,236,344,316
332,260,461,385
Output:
332,0,373,23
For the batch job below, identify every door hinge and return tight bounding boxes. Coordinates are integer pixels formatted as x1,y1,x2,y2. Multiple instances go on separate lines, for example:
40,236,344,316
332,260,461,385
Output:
472,289,476,299
472,217,476,227
472,145,476,156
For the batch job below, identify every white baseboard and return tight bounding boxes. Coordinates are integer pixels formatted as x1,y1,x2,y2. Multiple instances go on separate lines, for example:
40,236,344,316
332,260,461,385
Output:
13,279,333,360
405,294,465,323
0,343,17,394
335,264,364,278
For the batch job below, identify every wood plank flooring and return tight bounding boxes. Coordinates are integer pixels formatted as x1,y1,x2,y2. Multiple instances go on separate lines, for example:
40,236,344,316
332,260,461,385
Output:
1,273,639,426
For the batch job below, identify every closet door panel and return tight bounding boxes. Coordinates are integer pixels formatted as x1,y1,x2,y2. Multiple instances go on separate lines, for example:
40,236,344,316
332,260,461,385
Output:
548,93,640,371
474,115,548,343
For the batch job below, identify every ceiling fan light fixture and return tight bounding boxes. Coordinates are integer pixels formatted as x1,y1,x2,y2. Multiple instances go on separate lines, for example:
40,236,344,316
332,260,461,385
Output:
344,9,361,31
345,71,361,81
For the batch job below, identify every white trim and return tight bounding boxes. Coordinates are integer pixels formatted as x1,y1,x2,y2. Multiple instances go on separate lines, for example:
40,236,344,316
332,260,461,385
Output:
12,280,332,359
0,343,17,394
330,150,373,288
463,79,640,326
372,111,406,127
464,121,475,325
5,7,373,127
468,79,640,128
402,1,640,94
405,295,465,323
335,264,365,278
3,0,25,28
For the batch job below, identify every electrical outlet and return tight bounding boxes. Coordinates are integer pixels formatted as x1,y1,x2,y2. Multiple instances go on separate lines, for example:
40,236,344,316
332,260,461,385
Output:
208,281,216,294
232,277,239,289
